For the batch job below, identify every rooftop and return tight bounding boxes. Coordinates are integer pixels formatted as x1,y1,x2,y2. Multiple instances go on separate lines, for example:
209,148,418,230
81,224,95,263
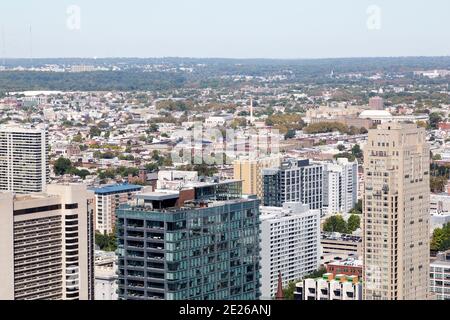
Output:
91,183,143,194
327,258,363,268
321,232,362,243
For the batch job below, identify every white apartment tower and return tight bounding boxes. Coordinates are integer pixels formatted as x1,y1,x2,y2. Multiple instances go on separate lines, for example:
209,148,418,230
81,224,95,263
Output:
0,184,95,300
323,158,358,215
260,203,321,299
363,122,430,300
0,125,49,193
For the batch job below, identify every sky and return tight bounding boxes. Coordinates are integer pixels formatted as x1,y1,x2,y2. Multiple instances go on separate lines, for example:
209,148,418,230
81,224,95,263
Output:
0,0,449,59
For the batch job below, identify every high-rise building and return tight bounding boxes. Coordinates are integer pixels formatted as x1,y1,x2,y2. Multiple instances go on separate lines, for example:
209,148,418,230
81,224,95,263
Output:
323,158,358,215
362,122,430,300
233,154,281,199
91,184,143,234
429,250,450,300
262,159,323,213
369,96,384,110
259,203,320,299
117,179,261,300
0,125,49,193
0,184,94,300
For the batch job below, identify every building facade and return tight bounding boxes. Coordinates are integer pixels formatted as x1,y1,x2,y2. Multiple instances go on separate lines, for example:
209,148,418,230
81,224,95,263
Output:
0,184,94,300
116,179,261,300
259,203,320,299
430,193,450,230
262,159,323,213
0,126,49,193
323,158,358,215
321,232,362,257
294,273,362,300
233,154,281,199
94,250,118,300
326,258,363,278
362,122,430,300
430,251,450,300
369,96,384,110
92,184,143,235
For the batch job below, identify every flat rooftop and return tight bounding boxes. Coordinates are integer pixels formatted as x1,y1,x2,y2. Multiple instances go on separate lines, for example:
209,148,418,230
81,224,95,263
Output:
136,190,180,201
92,183,143,194
321,232,362,243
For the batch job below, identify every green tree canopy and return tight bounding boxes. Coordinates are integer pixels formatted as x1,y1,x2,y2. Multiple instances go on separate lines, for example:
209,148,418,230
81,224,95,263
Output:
323,215,348,233
54,157,72,175
347,214,361,233
431,223,450,252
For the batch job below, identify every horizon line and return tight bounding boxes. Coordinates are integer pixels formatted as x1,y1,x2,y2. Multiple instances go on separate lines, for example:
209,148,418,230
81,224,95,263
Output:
1,54,450,61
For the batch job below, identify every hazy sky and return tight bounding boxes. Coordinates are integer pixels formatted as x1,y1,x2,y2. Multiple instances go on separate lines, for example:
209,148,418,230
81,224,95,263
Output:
0,0,449,59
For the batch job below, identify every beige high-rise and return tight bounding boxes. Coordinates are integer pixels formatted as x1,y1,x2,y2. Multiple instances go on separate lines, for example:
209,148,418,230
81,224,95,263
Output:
0,184,95,300
362,122,430,300
233,154,281,198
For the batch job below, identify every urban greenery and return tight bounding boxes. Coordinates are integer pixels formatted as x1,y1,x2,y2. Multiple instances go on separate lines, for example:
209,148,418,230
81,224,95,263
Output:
431,223,450,252
323,214,361,234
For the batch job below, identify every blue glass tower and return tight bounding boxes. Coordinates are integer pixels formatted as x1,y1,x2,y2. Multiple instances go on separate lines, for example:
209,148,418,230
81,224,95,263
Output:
117,180,261,300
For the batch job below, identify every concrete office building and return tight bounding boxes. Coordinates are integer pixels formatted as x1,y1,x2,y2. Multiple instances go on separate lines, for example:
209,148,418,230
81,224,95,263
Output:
0,125,49,193
233,154,281,199
117,179,261,300
0,184,94,300
259,203,320,299
263,159,323,214
294,273,362,300
363,122,430,300
429,251,450,300
321,232,362,257
323,158,358,216
92,184,143,235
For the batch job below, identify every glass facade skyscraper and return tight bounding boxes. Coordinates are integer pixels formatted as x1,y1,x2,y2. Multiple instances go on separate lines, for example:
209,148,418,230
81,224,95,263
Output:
116,180,261,300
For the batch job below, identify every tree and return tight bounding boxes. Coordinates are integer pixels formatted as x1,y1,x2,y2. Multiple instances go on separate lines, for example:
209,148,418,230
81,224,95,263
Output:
72,132,83,143
323,215,348,233
337,144,346,152
95,229,117,252
54,157,73,175
304,122,348,134
284,129,296,140
350,200,362,215
430,176,447,193
431,223,450,252
347,214,361,233
89,126,102,138
432,154,442,161
429,112,443,129
177,164,218,177
148,123,159,133
351,144,363,160
359,127,368,134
